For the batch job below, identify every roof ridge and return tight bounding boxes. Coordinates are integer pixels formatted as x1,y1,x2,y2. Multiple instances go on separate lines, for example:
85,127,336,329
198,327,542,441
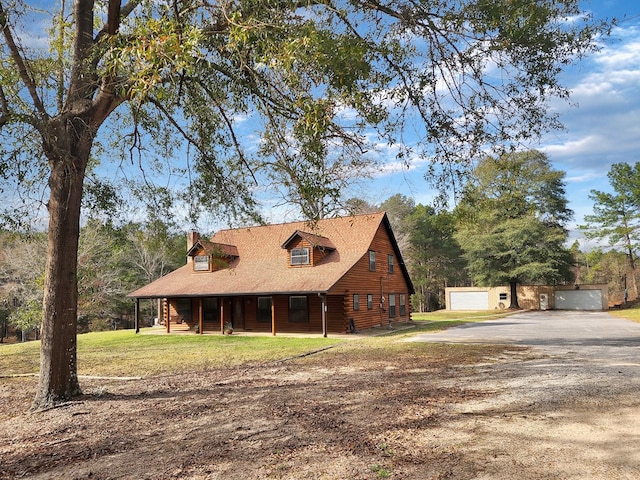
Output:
209,211,386,237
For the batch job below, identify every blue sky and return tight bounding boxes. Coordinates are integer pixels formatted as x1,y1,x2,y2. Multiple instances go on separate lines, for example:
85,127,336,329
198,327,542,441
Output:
3,1,639,243
353,0,640,245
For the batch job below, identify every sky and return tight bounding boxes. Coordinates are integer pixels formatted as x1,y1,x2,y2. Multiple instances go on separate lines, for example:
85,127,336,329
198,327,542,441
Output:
2,1,639,243
356,0,640,246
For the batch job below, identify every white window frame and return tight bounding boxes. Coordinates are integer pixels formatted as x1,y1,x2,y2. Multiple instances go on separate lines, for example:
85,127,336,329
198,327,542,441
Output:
193,255,210,271
290,247,310,265
388,294,396,318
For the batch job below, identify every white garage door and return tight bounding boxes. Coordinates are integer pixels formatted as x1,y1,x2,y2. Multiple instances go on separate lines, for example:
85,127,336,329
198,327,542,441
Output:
449,291,489,310
554,290,602,310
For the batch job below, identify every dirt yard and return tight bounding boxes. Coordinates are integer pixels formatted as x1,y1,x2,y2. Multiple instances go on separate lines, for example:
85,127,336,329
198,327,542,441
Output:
1,339,639,479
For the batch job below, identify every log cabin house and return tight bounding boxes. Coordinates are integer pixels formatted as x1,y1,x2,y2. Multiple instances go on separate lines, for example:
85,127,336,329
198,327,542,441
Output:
128,212,414,336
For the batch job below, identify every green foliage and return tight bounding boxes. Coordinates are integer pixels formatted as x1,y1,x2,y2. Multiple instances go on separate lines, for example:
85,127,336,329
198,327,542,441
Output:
370,464,391,478
571,244,630,300
8,299,41,336
380,195,415,234
0,220,185,337
374,195,466,311
79,220,188,324
455,151,574,290
0,0,610,225
579,162,640,298
406,204,466,310
0,232,46,335
580,162,640,260
87,318,112,332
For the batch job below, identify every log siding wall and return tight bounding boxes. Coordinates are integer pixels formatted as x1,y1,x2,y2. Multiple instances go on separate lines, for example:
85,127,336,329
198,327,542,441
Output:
330,223,411,331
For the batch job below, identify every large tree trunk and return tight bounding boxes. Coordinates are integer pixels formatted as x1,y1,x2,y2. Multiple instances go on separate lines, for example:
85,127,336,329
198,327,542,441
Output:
509,279,520,310
32,133,91,409
29,0,119,408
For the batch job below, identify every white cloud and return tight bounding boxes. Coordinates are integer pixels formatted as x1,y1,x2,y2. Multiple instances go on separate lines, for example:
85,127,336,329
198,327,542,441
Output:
565,171,606,184
541,135,604,157
471,20,640,193
539,20,640,177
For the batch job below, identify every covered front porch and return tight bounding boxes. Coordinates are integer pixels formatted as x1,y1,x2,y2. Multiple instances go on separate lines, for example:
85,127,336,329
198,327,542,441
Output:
133,293,351,337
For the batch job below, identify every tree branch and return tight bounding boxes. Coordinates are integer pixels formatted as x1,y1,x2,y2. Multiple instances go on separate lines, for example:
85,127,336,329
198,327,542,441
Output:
90,84,125,128
0,83,47,130
95,0,142,43
210,96,258,186
89,0,140,122
0,84,9,128
0,2,47,117
67,0,97,104
107,0,121,35
358,0,404,21
145,93,253,185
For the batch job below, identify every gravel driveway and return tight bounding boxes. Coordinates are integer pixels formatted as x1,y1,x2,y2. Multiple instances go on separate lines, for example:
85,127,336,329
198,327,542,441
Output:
410,310,640,363
407,309,640,405
405,310,640,478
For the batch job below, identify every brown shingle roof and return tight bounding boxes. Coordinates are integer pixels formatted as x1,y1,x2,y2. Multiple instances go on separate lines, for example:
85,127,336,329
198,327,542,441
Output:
188,239,239,258
128,212,392,298
281,230,336,250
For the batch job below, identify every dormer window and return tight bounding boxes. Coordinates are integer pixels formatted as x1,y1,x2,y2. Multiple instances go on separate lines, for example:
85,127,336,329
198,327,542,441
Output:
193,255,210,271
282,230,335,267
187,237,238,273
290,247,310,265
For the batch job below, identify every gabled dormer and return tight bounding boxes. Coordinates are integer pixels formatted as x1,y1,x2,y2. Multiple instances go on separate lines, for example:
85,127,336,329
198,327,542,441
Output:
187,238,239,273
281,230,336,267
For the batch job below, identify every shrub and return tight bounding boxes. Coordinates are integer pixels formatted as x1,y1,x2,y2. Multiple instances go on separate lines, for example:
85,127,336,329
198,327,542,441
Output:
88,318,112,332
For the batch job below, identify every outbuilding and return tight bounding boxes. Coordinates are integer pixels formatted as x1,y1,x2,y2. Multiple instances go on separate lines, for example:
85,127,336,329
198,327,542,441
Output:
445,284,608,311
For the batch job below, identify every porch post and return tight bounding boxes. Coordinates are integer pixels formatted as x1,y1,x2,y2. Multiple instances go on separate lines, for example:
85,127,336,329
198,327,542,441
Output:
166,299,170,334
134,298,140,334
271,297,276,336
321,294,327,338
220,298,225,334
198,298,203,335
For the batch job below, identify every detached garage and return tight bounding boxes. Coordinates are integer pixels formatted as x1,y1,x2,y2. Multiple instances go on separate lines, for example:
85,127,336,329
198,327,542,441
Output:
449,290,490,310
554,287,605,311
445,284,608,311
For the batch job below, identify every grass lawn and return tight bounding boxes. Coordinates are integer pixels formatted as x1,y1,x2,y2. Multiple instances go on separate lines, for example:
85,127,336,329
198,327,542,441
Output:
411,309,514,322
409,309,514,332
0,330,341,377
608,303,640,323
0,311,508,378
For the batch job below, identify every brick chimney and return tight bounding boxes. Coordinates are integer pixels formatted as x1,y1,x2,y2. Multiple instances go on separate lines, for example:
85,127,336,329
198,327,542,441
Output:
186,231,200,267
187,231,200,251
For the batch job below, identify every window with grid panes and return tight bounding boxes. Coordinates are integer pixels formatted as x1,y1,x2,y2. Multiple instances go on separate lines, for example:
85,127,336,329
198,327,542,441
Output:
388,294,396,318
289,296,308,322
